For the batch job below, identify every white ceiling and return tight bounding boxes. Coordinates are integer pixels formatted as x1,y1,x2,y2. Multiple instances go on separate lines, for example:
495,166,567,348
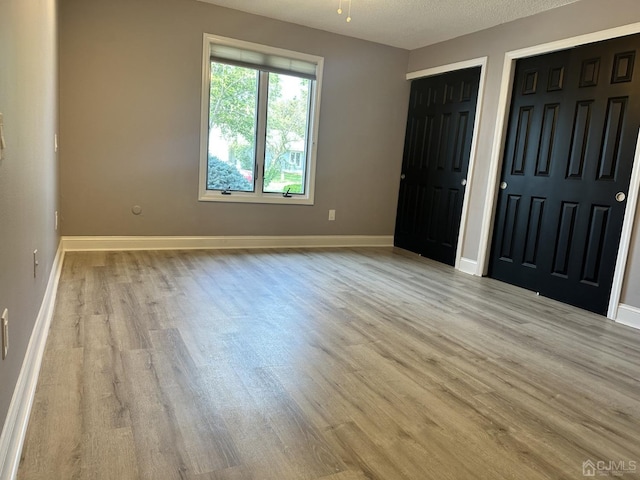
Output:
196,0,581,50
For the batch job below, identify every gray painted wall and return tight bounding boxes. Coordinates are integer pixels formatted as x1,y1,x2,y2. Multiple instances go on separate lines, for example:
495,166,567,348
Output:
408,0,640,308
3,0,640,448
4,0,640,455
59,0,410,237
59,0,640,308
0,0,58,434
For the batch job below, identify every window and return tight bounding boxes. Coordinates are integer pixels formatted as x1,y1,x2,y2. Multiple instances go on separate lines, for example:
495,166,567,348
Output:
199,34,323,204
290,151,303,168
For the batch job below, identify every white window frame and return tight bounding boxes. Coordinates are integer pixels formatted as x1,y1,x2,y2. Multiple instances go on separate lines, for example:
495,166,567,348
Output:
199,33,324,205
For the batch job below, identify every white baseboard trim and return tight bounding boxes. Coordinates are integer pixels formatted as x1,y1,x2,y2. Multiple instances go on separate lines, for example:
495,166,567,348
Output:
61,235,394,251
0,242,65,480
616,304,640,331
458,257,479,276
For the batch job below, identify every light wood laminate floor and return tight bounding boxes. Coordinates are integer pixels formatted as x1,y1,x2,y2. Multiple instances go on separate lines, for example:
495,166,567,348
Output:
18,248,640,479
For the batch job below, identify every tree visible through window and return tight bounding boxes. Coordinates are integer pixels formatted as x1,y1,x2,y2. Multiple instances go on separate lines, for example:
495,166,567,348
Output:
199,35,322,204
207,63,311,195
208,63,257,192
264,72,310,194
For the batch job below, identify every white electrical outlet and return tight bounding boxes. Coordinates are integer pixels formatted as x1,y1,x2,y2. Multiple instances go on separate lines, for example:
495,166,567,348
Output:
328,209,336,221
33,249,39,278
54,133,58,153
2,309,8,360
55,211,58,231
0,113,6,161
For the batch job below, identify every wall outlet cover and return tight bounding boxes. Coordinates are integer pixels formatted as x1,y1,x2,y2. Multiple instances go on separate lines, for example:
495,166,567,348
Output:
2,308,8,360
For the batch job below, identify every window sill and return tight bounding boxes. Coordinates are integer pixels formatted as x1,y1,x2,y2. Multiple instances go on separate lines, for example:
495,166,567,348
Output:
198,190,314,205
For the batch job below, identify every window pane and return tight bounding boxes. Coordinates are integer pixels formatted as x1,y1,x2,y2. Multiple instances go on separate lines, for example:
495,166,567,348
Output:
263,73,311,194
207,62,258,192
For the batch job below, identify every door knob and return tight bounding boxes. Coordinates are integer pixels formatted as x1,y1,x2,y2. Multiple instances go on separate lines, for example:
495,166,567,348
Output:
616,192,626,202
500,181,507,190
400,174,406,180
461,179,467,186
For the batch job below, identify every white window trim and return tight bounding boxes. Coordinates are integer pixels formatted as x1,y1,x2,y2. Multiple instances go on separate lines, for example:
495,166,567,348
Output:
198,33,324,205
